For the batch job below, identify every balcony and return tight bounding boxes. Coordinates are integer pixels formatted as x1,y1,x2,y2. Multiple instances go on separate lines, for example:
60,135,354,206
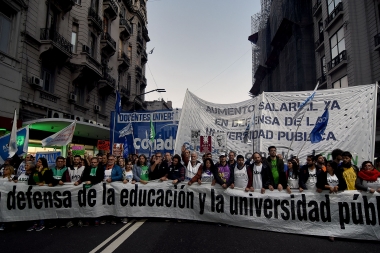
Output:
325,2,343,31
100,32,116,58
135,65,142,79
39,28,72,63
118,51,130,72
71,45,102,90
103,0,118,21
142,26,150,42
99,70,116,94
315,34,324,51
137,35,143,50
88,7,103,33
141,50,148,64
141,76,147,88
119,18,132,41
375,33,380,51
327,50,347,73
312,0,322,16
50,0,75,13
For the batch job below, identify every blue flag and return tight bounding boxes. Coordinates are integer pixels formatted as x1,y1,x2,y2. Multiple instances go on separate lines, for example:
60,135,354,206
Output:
310,110,329,143
115,90,121,116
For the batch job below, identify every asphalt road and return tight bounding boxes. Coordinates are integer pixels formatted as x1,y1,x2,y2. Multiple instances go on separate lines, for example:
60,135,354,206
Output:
0,218,379,253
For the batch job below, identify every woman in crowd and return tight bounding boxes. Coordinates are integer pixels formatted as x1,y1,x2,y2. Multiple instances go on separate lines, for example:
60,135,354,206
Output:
356,161,380,193
165,154,185,184
286,159,299,189
132,154,149,184
316,161,346,193
123,161,134,184
0,165,15,182
188,158,214,185
149,155,156,166
13,161,35,183
26,157,53,231
118,157,126,171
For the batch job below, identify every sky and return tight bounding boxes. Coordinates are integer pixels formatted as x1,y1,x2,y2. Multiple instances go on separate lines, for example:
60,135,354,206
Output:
143,0,261,108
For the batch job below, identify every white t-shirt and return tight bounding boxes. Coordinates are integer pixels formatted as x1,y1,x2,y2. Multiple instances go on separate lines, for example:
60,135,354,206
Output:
201,170,213,182
306,169,317,190
124,170,133,181
69,166,85,182
287,177,299,189
362,177,380,189
234,165,248,188
327,173,339,187
17,172,30,183
104,168,112,181
252,164,263,189
186,161,201,180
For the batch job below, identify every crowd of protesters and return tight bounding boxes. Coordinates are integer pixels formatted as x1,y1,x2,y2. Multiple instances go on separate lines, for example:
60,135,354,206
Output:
1,145,380,240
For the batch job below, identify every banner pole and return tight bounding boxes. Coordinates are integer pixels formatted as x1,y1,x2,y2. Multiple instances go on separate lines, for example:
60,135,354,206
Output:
286,111,306,159
372,82,378,160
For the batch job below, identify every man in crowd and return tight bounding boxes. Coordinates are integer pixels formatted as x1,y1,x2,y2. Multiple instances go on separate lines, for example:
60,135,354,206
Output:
315,154,326,172
165,152,172,167
228,151,236,169
186,151,202,181
267,146,289,193
299,155,322,192
246,152,273,194
337,151,358,190
162,154,185,184
16,154,34,177
101,154,108,169
214,153,234,189
230,155,247,189
181,144,191,166
331,149,343,165
68,155,85,183
149,152,169,180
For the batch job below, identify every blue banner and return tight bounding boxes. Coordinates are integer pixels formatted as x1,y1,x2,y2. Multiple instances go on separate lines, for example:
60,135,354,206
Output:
35,151,62,168
0,126,29,163
110,110,179,157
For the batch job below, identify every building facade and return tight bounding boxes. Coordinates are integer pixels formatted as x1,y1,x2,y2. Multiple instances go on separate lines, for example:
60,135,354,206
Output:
249,0,380,155
0,0,170,155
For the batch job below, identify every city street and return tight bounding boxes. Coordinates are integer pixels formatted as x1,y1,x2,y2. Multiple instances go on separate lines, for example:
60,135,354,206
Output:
1,218,379,253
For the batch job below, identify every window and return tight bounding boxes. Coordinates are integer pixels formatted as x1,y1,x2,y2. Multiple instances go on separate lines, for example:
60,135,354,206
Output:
76,85,85,105
98,94,106,113
91,0,99,14
0,3,14,54
128,45,132,59
120,7,126,19
332,75,348,89
130,23,134,34
47,7,58,31
119,39,123,57
71,24,78,53
136,81,139,95
127,75,131,94
318,19,324,40
89,32,96,57
137,23,141,35
41,65,55,93
330,26,345,59
103,17,109,33
321,56,326,76
327,0,341,15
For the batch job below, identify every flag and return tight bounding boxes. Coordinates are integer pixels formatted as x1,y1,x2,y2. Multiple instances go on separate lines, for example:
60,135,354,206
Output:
310,109,329,144
8,110,18,158
150,115,155,142
148,47,155,54
243,111,255,143
41,121,76,147
119,123,133,138
293,82,319,120
115,90,121,116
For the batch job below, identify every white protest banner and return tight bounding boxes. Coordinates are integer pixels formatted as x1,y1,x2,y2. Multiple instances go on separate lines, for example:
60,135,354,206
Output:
174,85,376,165
41,121,76,147
0,182,379,241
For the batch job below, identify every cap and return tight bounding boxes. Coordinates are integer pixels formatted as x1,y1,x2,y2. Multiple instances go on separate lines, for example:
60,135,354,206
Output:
219,152,226,158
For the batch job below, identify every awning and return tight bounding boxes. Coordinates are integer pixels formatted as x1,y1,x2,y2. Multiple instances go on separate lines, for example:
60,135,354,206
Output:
23,118,110,140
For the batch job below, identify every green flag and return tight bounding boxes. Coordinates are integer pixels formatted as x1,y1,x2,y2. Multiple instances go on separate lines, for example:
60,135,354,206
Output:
150,115,155,142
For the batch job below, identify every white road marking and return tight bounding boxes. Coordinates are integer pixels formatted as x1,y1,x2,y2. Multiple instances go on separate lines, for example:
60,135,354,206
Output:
99,219,147,253
89,221,135,253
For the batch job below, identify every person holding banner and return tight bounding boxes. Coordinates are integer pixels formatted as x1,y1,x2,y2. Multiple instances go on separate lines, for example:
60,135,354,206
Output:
1,165,15,182
132,154,149,184
68,155,85,183
104,155,123,183
231,155,248,189
118,157,125,171
164,154,185,184
316,161,345,193
246,152,273,193
355,161,380,193
16,154,34,177
266,146,289,193
185,152,202,181
336,151,359,190
123,161,134,184
214,153,234,189
149,152,169,180
188,158,217,185
299,155,322,192
50,156,70,186
228,151,237,169
13,161,35,183
286,159,299,189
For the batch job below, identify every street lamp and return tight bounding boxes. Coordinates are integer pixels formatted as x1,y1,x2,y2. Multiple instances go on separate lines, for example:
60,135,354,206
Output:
134,89,166,111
